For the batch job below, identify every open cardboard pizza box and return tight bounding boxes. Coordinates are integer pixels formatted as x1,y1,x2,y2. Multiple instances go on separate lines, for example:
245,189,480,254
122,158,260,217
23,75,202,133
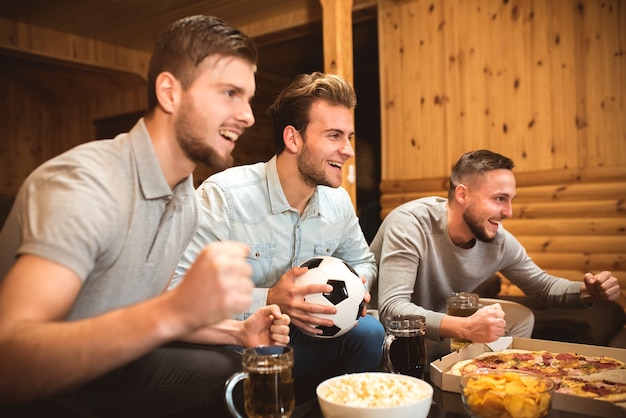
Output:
430,337,626,418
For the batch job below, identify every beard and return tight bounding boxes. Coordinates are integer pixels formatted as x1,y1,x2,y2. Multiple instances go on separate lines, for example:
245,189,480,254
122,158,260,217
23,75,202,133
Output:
174,100,233,172
296,140,334,188
462,204,496,243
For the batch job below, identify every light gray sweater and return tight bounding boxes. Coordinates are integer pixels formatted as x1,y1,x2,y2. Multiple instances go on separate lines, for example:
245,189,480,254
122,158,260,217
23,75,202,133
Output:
369,197,583,340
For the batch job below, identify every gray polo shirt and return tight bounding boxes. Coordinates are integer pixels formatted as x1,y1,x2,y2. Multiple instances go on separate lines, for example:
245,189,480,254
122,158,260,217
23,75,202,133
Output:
0,119,199,320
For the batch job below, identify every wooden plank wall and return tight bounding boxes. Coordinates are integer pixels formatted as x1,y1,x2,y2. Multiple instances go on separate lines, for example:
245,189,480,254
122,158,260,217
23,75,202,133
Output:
0,75,148,198
0,71,283,198
0,75,49,195
377,0,626,179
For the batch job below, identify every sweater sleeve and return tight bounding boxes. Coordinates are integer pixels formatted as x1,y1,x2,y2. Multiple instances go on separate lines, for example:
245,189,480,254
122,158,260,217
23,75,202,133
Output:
498,228,586,308
376,208,447,340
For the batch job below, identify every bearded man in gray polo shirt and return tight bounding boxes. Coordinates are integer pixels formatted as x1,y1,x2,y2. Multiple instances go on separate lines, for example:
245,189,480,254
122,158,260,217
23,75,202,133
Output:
0,15,289,417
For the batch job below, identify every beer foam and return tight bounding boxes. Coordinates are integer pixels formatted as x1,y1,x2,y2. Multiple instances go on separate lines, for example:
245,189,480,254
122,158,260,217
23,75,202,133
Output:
318,373,429,407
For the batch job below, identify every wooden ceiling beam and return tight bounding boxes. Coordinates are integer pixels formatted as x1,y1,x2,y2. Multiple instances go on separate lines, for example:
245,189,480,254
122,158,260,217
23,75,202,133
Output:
247,0,376,47
0,17,150,80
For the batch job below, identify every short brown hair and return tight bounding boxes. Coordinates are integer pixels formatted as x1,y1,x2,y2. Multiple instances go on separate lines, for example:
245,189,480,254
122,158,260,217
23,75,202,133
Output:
146,15,258,114
448,150,515,199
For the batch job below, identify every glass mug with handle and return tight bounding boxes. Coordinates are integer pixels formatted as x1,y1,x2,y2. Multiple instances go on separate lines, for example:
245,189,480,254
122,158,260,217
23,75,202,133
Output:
447,292,480,351
382,314,427,379
224,345,295,418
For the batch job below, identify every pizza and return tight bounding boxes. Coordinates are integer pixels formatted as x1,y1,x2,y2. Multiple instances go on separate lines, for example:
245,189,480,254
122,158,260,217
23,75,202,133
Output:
448,349,626,403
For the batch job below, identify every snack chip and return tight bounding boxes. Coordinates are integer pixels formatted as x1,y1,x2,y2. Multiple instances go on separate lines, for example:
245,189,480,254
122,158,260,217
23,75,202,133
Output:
460,370,554,418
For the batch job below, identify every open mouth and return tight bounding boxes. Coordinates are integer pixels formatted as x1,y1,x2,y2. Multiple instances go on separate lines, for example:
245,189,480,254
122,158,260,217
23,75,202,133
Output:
219,130,239,143
328,161,343,170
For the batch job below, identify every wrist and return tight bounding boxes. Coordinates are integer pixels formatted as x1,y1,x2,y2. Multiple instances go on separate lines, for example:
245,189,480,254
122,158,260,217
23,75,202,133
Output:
266,287,274,305
579,281,591,298
441,314,466,339
154,291,194,340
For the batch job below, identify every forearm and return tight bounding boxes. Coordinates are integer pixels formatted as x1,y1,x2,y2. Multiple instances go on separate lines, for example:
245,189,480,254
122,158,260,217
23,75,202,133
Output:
0,295,183,403
501,235,585,307
439,315,465,339
178,319,244,346
513,270,584,307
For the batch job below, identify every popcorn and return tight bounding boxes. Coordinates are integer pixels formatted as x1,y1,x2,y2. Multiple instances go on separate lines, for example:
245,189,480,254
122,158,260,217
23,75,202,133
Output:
318,373,430,407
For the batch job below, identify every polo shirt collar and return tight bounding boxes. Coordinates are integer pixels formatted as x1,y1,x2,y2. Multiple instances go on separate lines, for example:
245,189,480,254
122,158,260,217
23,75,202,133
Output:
128,119,176,200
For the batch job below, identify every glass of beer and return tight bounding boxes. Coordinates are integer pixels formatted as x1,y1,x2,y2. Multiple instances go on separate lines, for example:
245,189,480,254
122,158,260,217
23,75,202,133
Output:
447,292,480,351
382,314,427,379
224,345,295,418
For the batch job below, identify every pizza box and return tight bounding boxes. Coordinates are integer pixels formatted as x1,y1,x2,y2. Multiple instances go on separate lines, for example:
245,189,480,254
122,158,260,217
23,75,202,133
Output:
429,337,626,418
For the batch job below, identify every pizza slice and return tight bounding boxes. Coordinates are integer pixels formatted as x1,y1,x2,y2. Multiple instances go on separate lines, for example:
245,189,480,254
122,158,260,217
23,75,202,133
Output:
448,349,534,376
449,349,566,381
559,369,626,403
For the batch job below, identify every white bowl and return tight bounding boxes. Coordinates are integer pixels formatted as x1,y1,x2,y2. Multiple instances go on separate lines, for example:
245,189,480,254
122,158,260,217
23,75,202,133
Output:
316,372,433,418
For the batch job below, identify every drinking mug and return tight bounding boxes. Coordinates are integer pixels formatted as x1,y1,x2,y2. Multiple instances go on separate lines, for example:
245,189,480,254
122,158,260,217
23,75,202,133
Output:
224,345,295,418
447,292,480,351
382,314,427,379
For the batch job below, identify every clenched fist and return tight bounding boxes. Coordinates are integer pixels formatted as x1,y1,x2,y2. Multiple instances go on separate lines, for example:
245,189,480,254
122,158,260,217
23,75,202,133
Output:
169,241,254,331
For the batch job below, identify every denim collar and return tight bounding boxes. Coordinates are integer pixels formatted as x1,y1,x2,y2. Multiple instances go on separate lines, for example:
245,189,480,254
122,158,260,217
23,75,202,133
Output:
265,155,321,218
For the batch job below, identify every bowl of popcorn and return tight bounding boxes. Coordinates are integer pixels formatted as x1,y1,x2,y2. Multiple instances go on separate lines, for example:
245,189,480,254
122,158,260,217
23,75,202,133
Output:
460,369,555,418
316,372,433,418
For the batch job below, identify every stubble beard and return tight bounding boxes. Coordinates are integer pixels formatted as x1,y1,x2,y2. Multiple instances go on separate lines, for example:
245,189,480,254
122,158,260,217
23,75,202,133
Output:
463,205,496,243
175,100,234,172
296,140,334,188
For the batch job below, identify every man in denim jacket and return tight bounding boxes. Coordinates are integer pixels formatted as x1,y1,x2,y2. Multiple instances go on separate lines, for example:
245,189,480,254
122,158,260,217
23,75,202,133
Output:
174,72,384,401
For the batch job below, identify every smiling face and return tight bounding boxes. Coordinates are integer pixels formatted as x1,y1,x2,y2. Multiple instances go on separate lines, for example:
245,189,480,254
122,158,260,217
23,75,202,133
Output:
175,55,256,171
296,101,355,188
462,169,516,242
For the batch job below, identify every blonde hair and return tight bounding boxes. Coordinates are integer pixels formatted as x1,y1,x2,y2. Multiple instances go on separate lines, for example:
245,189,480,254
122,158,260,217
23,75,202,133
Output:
266,72,356,154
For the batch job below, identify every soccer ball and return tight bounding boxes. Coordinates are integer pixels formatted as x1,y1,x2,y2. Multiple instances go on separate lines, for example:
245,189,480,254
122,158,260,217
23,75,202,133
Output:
295,256,366,338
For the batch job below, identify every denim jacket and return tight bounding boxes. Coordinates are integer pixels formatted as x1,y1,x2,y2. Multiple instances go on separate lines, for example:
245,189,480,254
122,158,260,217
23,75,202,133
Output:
173,156,377,319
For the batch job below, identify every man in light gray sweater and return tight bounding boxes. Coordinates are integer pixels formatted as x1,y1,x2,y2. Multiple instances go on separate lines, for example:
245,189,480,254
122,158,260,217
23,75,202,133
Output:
370,149,621,345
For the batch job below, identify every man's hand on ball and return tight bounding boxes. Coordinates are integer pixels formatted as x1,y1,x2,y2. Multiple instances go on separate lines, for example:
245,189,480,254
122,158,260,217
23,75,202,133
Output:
267,267,334,332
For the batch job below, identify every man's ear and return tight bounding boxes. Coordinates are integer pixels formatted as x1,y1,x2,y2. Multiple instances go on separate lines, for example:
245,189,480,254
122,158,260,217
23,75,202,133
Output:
283,126,300,153
155,72,180,114
455,184,468,205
